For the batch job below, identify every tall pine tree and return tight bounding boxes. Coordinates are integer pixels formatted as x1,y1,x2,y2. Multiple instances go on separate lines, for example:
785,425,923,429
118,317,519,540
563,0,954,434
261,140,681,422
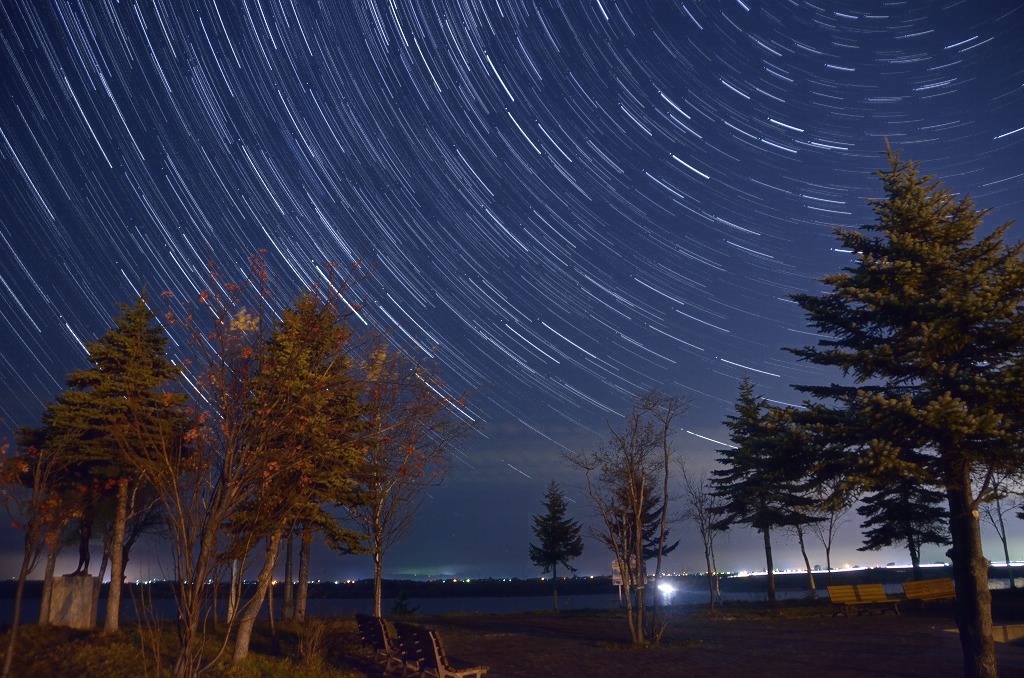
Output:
529,480,584,611
46,294,184,632
789,149,1024,677
857,478,949,581
711,378,817,606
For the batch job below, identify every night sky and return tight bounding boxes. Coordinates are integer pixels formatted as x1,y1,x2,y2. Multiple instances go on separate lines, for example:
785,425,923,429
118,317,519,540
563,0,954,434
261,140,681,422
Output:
3,1,1024,581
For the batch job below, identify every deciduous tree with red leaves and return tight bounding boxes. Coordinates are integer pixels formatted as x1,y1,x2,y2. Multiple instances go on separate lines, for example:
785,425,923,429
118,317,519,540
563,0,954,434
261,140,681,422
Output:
343,344,469,617
1,436,74,678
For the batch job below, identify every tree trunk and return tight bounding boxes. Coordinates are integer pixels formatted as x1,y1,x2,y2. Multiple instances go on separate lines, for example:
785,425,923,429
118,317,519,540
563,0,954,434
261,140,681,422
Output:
634,505,646,645
232,530,284,663
104,480,129,632
227,559,241,622
295,526,311,622
796,525,816,599
551,562,559,612
173,523,222,678
909,537,922,581
946,468,996,678
92,540,110,622
1000,536,1014,590
619,555,639,645
2,535,37,678
282,528,294,621
39,539,59,625
763,528,777,606
703,545,715,609
711,548,722,605
267,580,277,654
652,443,670,630
995,499,1014,590
372,546,384,617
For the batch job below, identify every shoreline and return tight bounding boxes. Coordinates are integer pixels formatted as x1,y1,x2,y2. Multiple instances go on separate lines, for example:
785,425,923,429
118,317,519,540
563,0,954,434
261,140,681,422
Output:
7,562,1019,599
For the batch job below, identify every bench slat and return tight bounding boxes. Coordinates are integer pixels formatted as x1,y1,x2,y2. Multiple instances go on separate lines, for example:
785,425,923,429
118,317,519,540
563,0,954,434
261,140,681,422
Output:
827,584,900,616
902,577,955,602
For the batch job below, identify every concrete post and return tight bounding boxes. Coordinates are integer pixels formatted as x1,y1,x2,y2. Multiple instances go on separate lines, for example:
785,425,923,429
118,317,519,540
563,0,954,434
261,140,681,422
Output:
48,575,98,630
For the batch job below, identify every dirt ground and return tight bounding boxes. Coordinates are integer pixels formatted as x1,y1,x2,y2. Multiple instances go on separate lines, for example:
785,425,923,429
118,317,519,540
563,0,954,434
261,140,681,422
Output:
407,603,1024,677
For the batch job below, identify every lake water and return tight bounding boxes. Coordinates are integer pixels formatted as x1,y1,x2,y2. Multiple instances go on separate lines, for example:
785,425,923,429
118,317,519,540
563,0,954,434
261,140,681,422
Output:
6,577,1020,625
1,589,783,625
4,593,620,625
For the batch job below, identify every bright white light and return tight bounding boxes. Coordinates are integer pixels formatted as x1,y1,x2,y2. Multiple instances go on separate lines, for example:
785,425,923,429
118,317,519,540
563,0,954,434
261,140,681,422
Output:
657,582,675,594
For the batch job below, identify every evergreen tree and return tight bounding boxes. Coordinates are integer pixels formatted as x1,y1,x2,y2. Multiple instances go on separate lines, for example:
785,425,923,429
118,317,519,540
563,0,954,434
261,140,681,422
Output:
857,478,949,580
711,378,817,606
789,149,1024,677
529,480,584,611
45,295,184,631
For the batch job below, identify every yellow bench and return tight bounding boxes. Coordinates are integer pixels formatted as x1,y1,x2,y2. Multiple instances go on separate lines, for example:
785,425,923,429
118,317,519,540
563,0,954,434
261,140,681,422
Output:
827,584,900,616
902,577,955,603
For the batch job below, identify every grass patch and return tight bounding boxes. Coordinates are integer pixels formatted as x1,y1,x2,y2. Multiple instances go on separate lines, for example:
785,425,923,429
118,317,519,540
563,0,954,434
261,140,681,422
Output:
593,636,701,651
697,599,833,619
0,617,373,677
1,625,148,676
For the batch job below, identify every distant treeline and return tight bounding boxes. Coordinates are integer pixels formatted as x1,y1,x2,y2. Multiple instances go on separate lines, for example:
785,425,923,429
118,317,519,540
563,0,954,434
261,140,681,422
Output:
3,565,982,601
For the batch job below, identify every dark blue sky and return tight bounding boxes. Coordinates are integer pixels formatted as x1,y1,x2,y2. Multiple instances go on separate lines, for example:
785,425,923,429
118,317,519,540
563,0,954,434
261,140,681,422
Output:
2,1,1024,580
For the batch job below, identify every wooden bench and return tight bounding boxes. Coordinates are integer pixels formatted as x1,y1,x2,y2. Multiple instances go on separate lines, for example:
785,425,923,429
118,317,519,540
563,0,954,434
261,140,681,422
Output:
902,577,955,604
827,584,900,616
354,613,408,674
393,621,489,678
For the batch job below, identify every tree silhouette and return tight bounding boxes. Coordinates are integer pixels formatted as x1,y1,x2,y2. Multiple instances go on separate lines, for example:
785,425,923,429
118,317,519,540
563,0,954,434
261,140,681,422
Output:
806,477,855,585
680,465,725,608
529,480,584,611
857,477,949,581
978,474,1023,590
565,390,686,646
712,379,817,606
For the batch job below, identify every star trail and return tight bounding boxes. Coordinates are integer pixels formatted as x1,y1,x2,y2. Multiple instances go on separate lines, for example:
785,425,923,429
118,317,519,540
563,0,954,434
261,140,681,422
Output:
2,1,1024,577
